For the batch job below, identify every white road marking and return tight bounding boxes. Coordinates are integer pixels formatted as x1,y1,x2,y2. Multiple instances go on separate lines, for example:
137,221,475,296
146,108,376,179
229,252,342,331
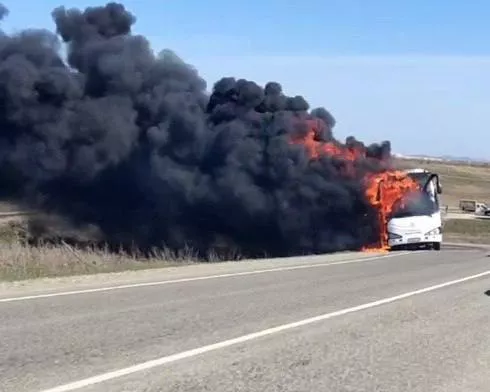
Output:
38,266,490,392
0,252,411,303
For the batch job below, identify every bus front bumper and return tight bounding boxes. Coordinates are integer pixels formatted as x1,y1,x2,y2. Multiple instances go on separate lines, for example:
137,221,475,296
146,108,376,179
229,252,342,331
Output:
388,233,442,248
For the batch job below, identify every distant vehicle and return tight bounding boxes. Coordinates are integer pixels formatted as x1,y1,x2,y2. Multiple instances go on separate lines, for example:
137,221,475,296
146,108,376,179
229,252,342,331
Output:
387,168,443,251
459,199,490,215
475,202,490,216
459,199,478,212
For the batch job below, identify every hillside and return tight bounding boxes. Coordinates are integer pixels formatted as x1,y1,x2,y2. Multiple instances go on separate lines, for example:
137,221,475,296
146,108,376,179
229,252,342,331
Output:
394,158,490,207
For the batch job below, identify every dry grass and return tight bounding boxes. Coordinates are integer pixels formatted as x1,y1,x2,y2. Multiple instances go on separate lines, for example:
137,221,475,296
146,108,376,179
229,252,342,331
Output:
395,158,490,207
0,223,240,281
443,218,490,244
0,242,193,282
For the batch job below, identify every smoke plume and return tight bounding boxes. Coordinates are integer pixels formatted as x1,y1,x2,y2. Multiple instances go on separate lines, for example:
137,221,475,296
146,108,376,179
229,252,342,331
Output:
0,2,392,258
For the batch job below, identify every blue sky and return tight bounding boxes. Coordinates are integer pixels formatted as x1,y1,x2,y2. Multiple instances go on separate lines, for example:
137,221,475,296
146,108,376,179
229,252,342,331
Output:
2,0,489,159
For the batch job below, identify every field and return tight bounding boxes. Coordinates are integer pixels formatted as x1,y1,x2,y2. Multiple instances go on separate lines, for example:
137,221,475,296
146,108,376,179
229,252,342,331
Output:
0,157,489,281
394,158,490,207
0,240,185,281
0,222,231,281
442,218,490,244
394,157,490,245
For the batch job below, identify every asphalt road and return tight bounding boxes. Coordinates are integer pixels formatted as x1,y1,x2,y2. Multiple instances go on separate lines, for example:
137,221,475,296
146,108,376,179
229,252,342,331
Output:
1,245,490,392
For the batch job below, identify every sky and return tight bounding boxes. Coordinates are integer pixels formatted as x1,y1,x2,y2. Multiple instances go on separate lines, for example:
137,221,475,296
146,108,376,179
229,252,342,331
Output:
1,0,489,159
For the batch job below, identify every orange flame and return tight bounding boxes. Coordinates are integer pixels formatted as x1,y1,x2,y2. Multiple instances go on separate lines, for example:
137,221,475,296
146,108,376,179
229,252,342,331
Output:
290,119,365,162
290,119,420,252
362,171,420,251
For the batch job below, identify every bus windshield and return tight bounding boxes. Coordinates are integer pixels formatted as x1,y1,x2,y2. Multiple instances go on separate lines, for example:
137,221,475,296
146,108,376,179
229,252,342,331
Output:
406,172,430,188
391,190,438,218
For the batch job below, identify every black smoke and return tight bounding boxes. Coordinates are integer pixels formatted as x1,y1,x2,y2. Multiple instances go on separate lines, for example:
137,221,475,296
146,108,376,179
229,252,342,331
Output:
0,2,391,258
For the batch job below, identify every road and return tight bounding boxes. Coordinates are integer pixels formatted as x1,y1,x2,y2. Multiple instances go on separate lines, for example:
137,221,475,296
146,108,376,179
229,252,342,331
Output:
1,245,490,392
444,212,490,220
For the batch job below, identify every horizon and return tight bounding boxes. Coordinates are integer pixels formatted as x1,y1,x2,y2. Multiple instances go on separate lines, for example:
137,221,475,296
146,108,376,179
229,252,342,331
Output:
1,0,488,160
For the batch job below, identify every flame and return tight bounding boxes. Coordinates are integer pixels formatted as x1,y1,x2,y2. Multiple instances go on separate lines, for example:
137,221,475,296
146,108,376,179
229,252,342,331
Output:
290,119,365,162
362,171,420,251
290,119,421,252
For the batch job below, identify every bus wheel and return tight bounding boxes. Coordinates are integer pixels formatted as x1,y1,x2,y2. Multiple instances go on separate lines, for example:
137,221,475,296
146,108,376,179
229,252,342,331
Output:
433,242,441,251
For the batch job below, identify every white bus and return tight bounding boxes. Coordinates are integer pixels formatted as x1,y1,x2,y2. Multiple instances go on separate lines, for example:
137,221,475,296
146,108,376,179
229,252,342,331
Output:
387,168,443,251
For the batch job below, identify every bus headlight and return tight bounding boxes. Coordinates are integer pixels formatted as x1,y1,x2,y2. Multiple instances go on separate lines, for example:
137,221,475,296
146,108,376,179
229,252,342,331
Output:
388,232,402,239
425,227,441,236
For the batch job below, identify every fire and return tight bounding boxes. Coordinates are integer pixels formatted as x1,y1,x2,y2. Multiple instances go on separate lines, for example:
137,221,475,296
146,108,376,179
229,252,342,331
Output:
290,119,365,162
362,171,420,251
291,119,421,252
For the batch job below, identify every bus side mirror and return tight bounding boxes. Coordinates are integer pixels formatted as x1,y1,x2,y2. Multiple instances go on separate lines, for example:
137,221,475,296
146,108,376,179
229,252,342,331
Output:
434,174,442,194
423,174,442,194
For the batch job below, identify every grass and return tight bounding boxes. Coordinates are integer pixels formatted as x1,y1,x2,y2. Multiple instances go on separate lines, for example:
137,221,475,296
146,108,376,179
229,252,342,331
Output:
0,242,194,282
0,222,241,282
0,243,175,281
443,218,490,244
395,158,490,207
